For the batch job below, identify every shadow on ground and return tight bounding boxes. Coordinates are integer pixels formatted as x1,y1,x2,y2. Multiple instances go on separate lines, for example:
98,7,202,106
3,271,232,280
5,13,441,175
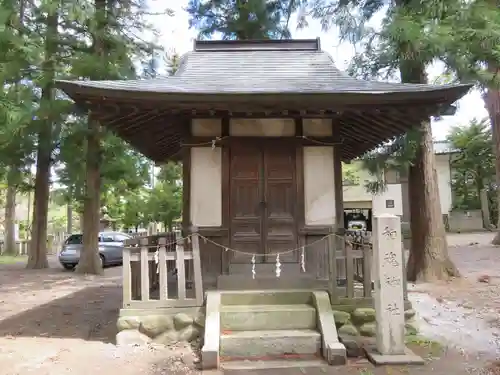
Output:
0,285,121,343
0,268,78,292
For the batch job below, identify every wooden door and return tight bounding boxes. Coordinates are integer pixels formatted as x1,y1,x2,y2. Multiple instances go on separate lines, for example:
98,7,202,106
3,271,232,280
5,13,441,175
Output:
229,144,264,263
229,141,298,263
263,145,298,262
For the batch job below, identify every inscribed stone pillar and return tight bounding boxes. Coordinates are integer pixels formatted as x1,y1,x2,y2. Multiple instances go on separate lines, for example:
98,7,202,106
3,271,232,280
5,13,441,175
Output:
372,214,405,355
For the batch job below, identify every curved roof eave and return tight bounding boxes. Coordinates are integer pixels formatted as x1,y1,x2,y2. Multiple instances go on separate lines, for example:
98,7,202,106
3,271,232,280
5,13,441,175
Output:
55,79,472,109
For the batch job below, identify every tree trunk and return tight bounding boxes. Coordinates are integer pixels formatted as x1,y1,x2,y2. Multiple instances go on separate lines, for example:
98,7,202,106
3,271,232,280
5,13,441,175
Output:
75,0,107,274
27,154,51,268
401,179,411,224
75,116,103,275
480,188,491,228
67,201,73,234
398,58,459,281
79,212,84,231
26,10,58,270
485,77,500,243
406,121,460,281
4,168,17,255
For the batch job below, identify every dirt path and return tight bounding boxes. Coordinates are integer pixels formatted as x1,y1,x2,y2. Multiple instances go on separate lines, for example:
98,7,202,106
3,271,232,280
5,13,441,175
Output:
0,258,198,375
410,232,500,328
409,232,500,360
0,234,499,375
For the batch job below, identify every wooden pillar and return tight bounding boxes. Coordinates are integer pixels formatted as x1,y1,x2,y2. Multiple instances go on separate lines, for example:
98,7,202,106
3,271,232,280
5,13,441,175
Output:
182,120,192,237
330,121,345,300
333,145,344,233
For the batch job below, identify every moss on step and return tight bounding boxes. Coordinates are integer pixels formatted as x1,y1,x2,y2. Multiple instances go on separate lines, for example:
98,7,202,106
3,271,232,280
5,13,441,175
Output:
351,308,376,325
338,324,359,336
332,310,351,326
333,299,418,356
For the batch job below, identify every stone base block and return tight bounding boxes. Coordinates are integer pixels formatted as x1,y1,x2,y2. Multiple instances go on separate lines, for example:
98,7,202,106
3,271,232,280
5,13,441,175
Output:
365,346,425,365
116,308,205,347
201,347,219,370
324,342,347,365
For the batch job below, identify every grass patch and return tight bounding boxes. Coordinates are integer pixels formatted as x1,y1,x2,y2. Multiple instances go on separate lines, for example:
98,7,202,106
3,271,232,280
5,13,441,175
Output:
0,255,27,264
405,335,443,358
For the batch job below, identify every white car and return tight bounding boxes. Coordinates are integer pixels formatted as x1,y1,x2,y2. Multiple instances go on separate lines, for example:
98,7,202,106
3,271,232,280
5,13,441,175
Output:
347,220,367,231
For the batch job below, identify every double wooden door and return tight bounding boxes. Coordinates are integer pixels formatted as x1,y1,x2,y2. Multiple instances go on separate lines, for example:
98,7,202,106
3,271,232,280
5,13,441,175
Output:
229,141,298,263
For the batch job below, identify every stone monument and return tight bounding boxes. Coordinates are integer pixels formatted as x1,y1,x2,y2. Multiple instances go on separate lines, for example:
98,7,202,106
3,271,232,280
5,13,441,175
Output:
365,214,424,365
99,206,117,231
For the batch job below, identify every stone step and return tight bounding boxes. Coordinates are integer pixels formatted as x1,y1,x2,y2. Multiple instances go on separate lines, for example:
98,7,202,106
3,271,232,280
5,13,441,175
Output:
217,275,323,291
219,289,313,305
220,358,327,370
221,304,317,331
220,329,322,358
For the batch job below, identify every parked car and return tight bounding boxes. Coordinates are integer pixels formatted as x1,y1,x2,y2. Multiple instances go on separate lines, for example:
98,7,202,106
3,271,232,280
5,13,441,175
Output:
58,231,133,270
347,220,367,231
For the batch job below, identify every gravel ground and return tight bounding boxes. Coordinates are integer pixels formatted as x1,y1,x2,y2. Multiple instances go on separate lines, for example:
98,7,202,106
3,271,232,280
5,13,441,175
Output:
0,232,499,375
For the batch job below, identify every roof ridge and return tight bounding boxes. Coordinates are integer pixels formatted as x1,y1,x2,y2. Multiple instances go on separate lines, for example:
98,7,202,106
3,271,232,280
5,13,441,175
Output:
193,38,321,52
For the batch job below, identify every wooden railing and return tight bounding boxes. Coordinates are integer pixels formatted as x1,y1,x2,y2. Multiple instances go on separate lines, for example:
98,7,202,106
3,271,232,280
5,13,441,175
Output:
333,229,407,301
122,229,203,309
0,240,30,255
334,230,373,299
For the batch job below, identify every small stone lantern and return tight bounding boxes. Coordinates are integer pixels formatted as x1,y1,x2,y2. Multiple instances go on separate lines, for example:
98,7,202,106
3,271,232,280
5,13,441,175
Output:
99,206,117,231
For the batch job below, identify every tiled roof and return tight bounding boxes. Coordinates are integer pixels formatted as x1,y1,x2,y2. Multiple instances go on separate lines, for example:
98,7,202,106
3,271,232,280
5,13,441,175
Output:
434,141,457,154
56,40,470,96
53,39,472,162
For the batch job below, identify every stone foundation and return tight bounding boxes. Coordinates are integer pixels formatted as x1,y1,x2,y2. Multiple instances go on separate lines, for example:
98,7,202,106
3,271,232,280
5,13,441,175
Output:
116,309,205,346
333,304,417,357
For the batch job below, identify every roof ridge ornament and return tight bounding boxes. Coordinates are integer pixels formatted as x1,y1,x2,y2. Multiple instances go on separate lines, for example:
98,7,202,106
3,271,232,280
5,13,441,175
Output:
193,38,321,52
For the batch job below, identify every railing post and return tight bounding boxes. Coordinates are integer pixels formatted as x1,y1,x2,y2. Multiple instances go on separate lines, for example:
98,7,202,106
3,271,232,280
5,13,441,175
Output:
191,226,204,305
122,240,132,308
344,230,354,299
140,238,150,301
158,237,168,300
175,231,186,300
327,226,337,303
362,241,372,297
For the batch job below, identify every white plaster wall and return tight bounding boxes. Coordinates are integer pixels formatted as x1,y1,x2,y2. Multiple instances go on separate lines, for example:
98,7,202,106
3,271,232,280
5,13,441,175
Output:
343,167,373,202
230,118,295,136
191,119,222,136
303,146,336,225
343,162,402,215
303,119,332,136
435,153,453,214
342,155,452,216
190,147,222,227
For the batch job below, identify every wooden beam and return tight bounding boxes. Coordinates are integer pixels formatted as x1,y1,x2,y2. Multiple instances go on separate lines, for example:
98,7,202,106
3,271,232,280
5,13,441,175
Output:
182,120,192,236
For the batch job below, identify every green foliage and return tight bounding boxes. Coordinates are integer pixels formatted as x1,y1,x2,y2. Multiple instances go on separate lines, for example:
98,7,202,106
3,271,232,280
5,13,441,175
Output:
342,162,360,185
146,182,182,230
121,189,150,229
0,0,176,248
305,0,500,198
186,0,303,40
447,118,496,220
157,162,182,186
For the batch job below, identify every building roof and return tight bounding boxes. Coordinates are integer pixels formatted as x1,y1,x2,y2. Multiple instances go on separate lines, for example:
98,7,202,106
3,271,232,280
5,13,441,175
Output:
57,39,469,96
55,39,472,162
434,141,457,155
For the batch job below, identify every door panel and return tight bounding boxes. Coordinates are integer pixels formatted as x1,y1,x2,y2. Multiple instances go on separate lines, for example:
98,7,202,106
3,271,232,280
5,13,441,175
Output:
264,146,297,262
230,145,263,263
229,141,298,264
